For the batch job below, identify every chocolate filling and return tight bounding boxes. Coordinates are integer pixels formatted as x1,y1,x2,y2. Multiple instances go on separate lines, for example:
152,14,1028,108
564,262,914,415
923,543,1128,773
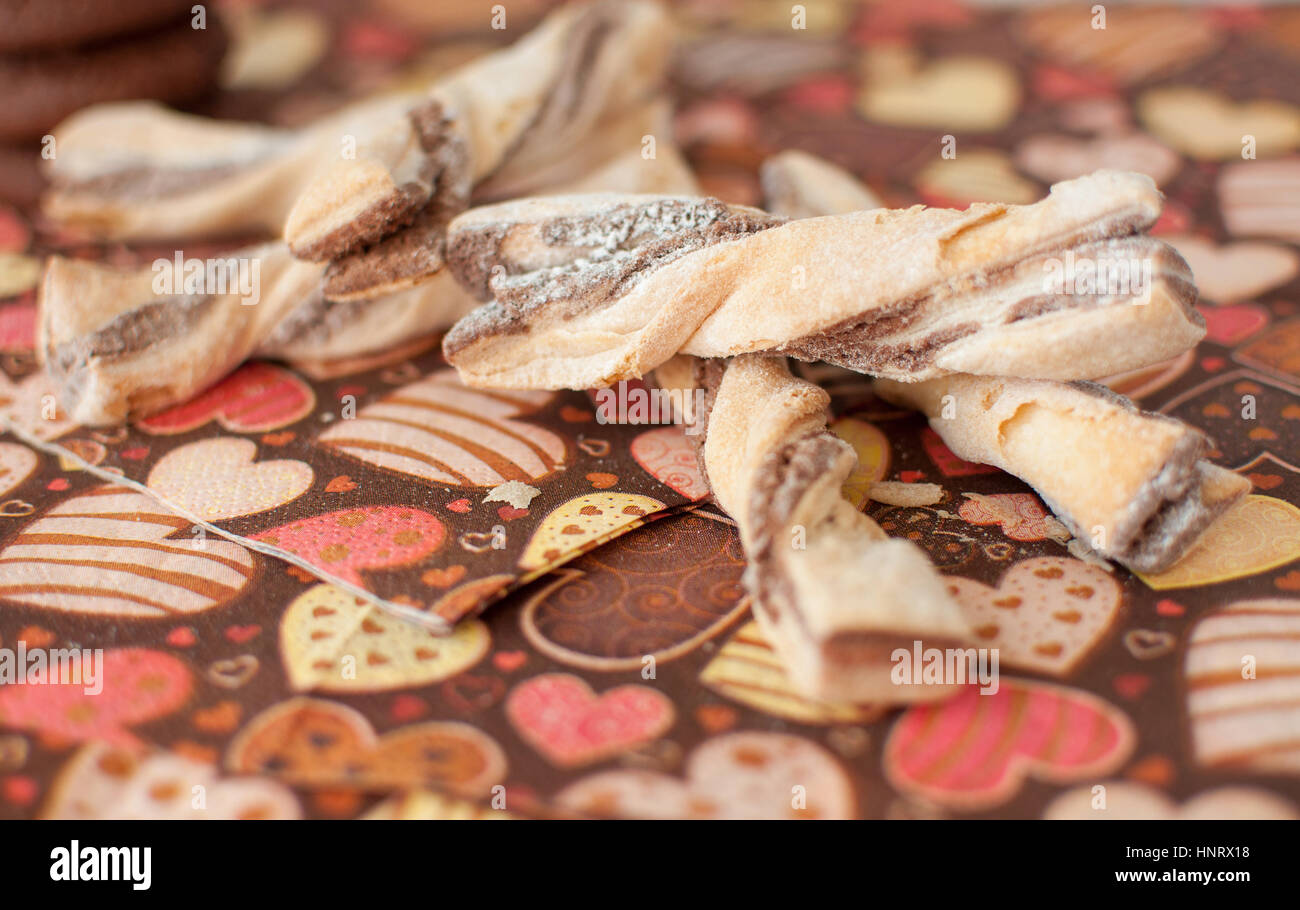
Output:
443,199,782,353
780,323,980,374
489,4,616,177
742,431,847,624
294,99,468,267
780,235,1199,374
49,292,214,370
56,161,251,202
321,126,470,300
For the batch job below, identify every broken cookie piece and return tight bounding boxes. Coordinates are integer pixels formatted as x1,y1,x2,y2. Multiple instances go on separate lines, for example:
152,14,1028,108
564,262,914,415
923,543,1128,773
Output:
38,245,321,424
874,374,1251,573
283,0,672,265
35,90,702,427
36,245,478,425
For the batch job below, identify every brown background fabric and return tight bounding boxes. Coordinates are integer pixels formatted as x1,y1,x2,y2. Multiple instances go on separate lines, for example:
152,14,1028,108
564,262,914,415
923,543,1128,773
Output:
1,0,1299,819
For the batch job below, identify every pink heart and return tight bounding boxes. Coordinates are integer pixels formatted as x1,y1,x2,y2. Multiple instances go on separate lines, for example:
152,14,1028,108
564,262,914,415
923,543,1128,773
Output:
884,680,1133,810
1197,304,1268,346
921,429,998,477
505,673,674,768
783,75,853,114
0,648,191,748
1113,673,1151,700
251,507,445,586
1151,201,1192,236
137,362,315,435
0,299,35,352
224,624,261,644
0,207,31,252
630,426,709,500
1031,64,1116,101
958,492,1059,541
390,694,428,723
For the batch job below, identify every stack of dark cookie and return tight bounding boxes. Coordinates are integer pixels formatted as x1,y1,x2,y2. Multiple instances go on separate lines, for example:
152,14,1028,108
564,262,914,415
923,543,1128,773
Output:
0,0,226,204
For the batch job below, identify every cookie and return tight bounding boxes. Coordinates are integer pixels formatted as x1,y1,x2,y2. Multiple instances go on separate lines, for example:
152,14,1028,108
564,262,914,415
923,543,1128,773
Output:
38,243,324,425
442,172,1203,391
42,0,668,251
1,17,227,144
652,354,975,705
0,0,193,53
875,374,1252,573
759,149,882,219
37,243,477,425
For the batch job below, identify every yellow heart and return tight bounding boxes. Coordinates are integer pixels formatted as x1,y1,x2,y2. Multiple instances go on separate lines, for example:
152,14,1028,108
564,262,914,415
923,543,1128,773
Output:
733,0,849,35
1138,87,1300,161
915,148,1040,206
518,492,665,573
700,621,880,724
829,417,890,508
859,48,1020,132
1137,495,1300,590
0,253,41,297
281,584,489,692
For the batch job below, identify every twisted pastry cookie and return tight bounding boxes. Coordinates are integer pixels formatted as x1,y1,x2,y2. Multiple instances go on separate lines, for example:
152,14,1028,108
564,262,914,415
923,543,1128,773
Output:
874,376,1250,573
37,109,701,425
42,0,668,255
286,0,670,292
659,354,973,703
44,84,433,241
761,153,1248,574
441,170,1203,390
37,247,476,425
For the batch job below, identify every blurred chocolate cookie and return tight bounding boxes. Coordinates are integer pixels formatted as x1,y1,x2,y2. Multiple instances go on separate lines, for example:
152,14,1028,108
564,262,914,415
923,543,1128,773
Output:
0,0,194,53
0,17,227,143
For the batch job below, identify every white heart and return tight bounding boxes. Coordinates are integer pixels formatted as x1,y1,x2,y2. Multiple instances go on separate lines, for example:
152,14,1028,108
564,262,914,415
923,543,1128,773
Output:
148,438,312,521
